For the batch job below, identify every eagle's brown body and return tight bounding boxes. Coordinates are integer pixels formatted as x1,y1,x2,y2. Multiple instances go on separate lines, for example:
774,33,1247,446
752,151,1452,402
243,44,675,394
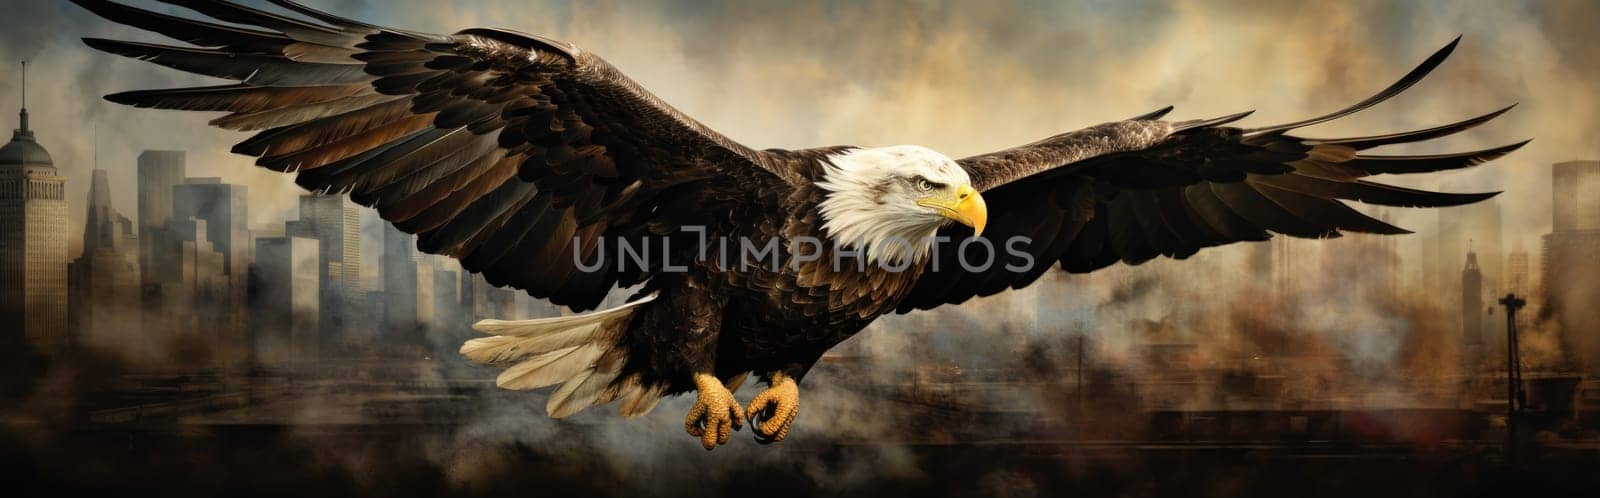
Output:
617,147,928,394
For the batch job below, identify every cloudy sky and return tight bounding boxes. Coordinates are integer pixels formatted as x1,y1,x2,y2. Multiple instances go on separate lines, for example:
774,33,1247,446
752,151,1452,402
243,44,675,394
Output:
2,0,1596,325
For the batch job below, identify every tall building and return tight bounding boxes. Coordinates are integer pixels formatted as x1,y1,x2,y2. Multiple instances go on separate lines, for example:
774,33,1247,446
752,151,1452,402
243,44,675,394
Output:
168,178,249,352
144,216,229,341
69,169,141,350
1460,249,1484,369
287,194,361,346
249,236,320,363
135,151,192,343
381,223,433,351
525,292,562,319
1439,198,1503,294
1542,160,1600,371
1497,242,1532,363
0,63,68,353
172,178,249,292
136,150,184,285
1507,244,1529,296
461,272,519,322
1553,160,1600,232
431,266,462,333
169,218,229,295
515,291,563,321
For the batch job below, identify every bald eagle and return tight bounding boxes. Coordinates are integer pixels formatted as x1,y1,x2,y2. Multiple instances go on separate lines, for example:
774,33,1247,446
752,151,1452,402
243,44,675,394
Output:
79,0,1523,449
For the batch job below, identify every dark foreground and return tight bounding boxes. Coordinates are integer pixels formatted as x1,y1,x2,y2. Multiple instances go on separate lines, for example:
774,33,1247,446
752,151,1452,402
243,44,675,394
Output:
8,424,1600,498
6,359,1600,498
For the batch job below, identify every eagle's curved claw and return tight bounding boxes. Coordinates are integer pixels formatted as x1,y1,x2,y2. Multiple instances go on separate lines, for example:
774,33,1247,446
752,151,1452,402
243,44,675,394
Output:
685,374,743,450
745,373,799,444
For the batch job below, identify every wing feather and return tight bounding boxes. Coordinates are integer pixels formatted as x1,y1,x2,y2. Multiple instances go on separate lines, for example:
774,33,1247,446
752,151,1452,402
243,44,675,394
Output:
84,38,373,87
1302,104,1515,150
900,37,1520,312
210,93,405,131
83,0,783,312
1242,36,1459,134
71,0,291,51
105,84,370,113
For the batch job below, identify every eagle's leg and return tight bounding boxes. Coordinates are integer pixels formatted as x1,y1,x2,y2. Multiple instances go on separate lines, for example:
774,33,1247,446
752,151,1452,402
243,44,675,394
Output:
684,373,744,450
745,372,800,444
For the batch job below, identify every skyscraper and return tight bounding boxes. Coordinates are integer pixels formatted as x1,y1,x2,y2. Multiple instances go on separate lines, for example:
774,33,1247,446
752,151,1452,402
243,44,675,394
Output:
0,62,68,353
69,169,141,350
287,194,361,346
168,178,249,351
460,272,492,322
431,266,461,333
524,292,562,319
80,170,136,254
136,150,184,285
164,217,230,335
1501,242,1532,361
1439,198,1503,295
1542,160,1600,371
381,223,433,350
1507,243,1529,296
138,203,230,352
460,271,517,322
1461,249,1483,369
1553,160,1600,232
172,178,249,296
250,236,320,363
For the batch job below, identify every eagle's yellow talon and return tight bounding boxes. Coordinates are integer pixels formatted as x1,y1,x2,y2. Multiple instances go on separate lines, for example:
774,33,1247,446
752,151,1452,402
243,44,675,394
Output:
746,373,799,444
685,374,743,450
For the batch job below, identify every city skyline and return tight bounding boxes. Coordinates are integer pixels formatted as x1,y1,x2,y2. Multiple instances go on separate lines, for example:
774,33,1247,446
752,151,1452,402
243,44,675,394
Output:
0,73,528,362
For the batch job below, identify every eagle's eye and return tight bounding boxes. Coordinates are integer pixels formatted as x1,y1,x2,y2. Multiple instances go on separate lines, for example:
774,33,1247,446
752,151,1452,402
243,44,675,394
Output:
915,178,935,192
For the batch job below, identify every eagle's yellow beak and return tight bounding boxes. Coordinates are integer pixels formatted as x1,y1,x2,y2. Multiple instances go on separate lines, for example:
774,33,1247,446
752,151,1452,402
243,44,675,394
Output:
920,184,988,237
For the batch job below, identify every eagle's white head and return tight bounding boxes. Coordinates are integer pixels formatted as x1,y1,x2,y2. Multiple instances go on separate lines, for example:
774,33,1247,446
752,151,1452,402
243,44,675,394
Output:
816,145,988,267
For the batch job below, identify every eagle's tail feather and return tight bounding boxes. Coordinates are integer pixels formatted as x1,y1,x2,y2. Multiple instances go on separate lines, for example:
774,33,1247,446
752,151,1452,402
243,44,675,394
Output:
459,294,663,419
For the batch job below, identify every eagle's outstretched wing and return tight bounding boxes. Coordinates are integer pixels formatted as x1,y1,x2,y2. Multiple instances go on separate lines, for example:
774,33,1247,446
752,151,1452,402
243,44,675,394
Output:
78,0,787,311
898,37,1524,312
